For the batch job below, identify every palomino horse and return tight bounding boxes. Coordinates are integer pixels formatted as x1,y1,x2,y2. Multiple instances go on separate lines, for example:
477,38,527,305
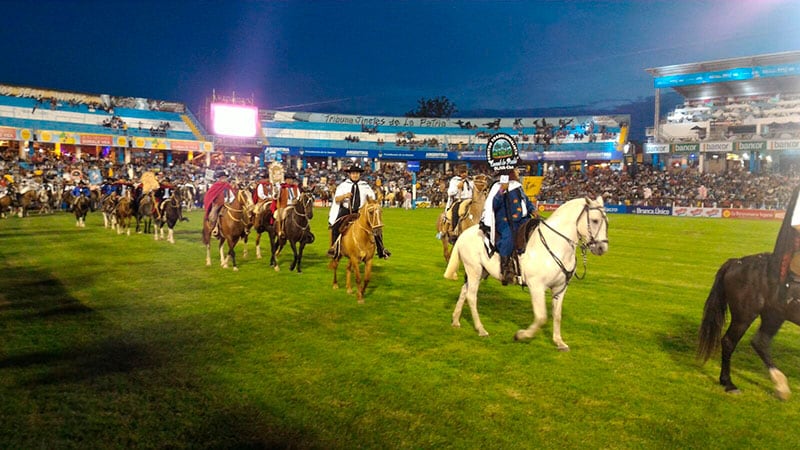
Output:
444,196,609,349
115,195,133,236
203,189,253,271
436,174,491,261
329,198,384,303
274,192,315,273
136,193,155,234
154,195,184,244
697,253,797,400
73,195,91,227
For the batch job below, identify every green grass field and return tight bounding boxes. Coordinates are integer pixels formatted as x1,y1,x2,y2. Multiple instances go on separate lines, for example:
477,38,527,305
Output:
1,206,799,448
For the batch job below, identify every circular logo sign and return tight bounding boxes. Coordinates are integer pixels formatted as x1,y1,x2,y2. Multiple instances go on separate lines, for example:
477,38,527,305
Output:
485,133,519,172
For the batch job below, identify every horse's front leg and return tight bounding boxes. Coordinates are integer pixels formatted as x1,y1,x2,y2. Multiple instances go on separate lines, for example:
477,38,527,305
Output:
751,311,789,400
346,259,357,295
219,239,228,268
255,233,262,259
228,238,239,271
294,243,305,273
289,241,300,272
514,285,548,342
550,288,570,351
359,258,373,302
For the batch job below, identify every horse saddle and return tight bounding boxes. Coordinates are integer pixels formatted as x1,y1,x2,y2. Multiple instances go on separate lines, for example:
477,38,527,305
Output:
336,213,360,233
515,217,541,253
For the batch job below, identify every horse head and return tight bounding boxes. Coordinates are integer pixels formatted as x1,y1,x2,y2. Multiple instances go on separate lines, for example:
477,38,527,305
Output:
361,198,383,230
576,196,609,256
296,192,314,219
472,174,491,193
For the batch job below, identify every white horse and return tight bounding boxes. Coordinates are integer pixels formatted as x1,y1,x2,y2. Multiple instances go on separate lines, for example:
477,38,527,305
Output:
443,196,609,350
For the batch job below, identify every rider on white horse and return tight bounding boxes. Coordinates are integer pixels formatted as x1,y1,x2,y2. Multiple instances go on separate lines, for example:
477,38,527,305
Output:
480,168,536,285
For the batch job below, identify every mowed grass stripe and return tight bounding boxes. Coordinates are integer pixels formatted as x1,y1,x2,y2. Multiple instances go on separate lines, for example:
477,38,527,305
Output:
1,207,798,448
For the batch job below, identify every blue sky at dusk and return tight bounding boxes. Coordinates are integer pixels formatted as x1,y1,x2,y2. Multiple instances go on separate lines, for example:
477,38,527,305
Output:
0,0,798,116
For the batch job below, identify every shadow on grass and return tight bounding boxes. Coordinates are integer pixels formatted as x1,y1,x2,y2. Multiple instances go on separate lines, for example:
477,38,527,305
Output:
0,263,332,447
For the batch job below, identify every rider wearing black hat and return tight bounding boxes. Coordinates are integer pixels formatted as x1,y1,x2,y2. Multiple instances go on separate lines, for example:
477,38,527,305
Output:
327,164,391,259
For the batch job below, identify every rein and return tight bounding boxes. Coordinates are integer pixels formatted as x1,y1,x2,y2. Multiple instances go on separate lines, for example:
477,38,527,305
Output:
536,199,608,292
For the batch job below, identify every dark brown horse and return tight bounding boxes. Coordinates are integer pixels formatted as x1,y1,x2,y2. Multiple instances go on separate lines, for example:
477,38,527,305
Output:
136,192,155,235
252,199,280,268
274,192,315,273
698,253,795,400
329,198,384,303
73,195,90,227
203,189,253,271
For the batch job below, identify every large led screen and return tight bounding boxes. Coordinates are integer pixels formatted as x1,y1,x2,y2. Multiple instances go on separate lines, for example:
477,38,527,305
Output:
211,103,258,137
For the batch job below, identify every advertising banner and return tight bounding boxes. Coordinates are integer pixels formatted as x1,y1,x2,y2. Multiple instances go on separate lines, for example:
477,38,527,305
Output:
672,206,723,218
170,140,201,152
0,126,16,140
79,134,113,146
722,209,784,220
737,141,767,152
630,205,673,216
673,143,699,153
701,142,732,153
645,143,670,154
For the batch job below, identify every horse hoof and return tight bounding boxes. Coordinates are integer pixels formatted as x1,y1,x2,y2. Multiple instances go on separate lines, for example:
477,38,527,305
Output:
274,266,280,272
557,345,570,352
478,331,489,337
332,284,339,290
233,267,239,272
725,388,741,395
451,321,461,328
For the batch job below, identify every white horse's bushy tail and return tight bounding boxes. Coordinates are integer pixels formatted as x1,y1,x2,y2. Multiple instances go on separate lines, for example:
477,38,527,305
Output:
443,239,461,280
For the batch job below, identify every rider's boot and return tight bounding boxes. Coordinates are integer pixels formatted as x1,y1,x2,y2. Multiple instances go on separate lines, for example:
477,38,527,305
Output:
327,228,339,258
375,233,391,259
500,255,514,286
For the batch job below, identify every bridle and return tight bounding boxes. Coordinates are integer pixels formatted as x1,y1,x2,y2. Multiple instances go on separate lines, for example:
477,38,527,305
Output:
536,198,608,290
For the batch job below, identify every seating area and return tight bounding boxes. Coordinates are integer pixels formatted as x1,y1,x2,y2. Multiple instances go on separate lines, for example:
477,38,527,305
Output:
660,93,800,142
262,111,625,154
0,84,203,143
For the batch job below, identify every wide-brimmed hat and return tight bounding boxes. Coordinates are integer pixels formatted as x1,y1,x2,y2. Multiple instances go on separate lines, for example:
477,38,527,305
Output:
344,164,364,173
215,169,229,179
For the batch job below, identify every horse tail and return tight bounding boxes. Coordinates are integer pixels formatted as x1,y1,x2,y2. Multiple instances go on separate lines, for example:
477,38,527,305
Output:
443,238,461,280
697,258,732,363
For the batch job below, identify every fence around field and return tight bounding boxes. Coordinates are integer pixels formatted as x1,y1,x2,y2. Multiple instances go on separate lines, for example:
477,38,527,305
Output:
538,202,785,221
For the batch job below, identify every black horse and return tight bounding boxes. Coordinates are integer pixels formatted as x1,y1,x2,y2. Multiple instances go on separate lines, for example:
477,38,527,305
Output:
274,192,315,273
698,253,797,400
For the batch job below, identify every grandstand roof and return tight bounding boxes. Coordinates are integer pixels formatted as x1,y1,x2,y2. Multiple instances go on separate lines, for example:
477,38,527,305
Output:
645,51,800,100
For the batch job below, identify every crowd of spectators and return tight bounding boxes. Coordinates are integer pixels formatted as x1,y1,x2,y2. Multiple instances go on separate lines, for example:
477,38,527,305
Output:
3,145,800,212
537,165,800,209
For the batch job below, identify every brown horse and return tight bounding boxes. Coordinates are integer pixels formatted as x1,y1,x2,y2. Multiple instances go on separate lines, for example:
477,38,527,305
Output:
0,193,12,218
203,189,253,271
73,195,90,227
436,174,491,261
274,192,315,273
329,198,384,303
115,195,133,236
252,199,280,268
